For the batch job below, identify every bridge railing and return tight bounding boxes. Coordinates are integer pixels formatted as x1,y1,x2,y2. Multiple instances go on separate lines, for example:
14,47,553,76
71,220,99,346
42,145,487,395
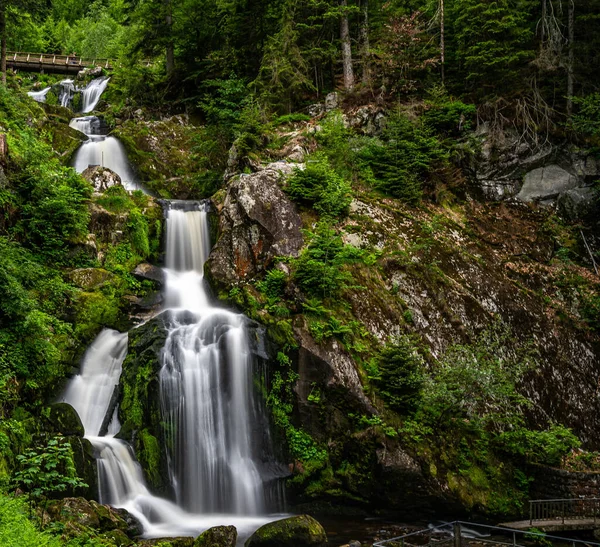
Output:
7,51,114,69
529,498,600,524
373,521,600,547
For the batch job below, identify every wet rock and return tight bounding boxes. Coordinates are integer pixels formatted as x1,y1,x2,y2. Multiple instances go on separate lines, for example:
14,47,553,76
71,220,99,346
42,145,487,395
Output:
194,525,237,546
46,402,84,437
133,262,165,285
82,165,123,192
89,203,128,244
69,268,118,290
245,515,328,547
207,168,304,288
137,538,194,547
67,438,99,499
558,186,599,220
98,529,133,545
77,66,103,80
517,165,578,202
47,497,100,528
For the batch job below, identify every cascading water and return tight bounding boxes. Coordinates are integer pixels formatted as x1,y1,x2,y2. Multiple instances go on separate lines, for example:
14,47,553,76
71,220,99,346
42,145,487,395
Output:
59,79,75,108
81,77,110,113
160,203,269,515
27,86,51,102
62,201,285,543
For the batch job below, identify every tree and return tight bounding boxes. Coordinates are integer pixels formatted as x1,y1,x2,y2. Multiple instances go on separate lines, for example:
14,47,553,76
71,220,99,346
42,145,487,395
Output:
340,0,354,91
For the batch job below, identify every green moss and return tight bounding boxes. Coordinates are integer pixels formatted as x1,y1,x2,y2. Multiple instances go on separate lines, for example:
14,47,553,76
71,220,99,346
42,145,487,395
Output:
138,429,162,488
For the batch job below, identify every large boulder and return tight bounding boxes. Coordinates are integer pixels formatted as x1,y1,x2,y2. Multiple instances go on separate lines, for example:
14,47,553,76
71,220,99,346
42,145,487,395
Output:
194,525,237,547
68,268,118,291
516,165,578,202
245,515,328,547
46,402,84,437
206,168,303,289
82,165,123,192
557,186,599,220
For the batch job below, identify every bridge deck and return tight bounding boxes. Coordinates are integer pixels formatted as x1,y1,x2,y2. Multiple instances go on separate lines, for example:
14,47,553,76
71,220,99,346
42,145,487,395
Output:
499,518,599,532
6,52,113,74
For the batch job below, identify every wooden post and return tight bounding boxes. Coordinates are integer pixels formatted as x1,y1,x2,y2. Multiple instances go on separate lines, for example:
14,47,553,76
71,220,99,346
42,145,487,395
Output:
453,523,461,547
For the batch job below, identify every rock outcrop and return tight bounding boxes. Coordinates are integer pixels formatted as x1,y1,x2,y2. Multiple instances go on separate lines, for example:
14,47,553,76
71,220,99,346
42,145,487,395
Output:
245,515,327,547
207,167,304,289
194,525,237,547
82,165,123,192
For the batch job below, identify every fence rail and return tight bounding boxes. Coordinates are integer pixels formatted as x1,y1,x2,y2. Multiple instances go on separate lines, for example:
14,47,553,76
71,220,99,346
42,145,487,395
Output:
7,51,114,69
374,521,600,547
529,498,600,524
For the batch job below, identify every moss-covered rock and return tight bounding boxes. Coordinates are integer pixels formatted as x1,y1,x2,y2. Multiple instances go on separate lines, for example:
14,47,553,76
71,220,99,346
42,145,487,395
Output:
194,525,237,547
245,515,327,547
42,119,87,161
112,116,200,199
137,538,194,547
46,402,85,437
69,268,119,291
117,313,171,495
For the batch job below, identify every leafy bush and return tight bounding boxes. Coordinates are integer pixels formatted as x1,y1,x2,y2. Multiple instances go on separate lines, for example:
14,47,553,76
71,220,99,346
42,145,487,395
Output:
293,222,363,299
286,161,352,217
274,113,311,125
257,269,288,299
360,111,448,203
373,337,425,415
422,99,477,137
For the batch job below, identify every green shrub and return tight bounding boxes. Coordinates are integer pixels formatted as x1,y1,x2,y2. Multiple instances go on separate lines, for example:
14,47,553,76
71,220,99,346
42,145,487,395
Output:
274,113,311,125
257,269,288,299
286,161,352,217
360,111,448,203
422,99,477,137
293,222,363,299
373,337,425,415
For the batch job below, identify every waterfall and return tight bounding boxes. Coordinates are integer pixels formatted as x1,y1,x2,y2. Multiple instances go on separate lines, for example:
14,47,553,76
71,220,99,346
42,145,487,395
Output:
81,77,110,113
62,201,285,542
59,79,75,108
27,87,51,103
159,203,267,514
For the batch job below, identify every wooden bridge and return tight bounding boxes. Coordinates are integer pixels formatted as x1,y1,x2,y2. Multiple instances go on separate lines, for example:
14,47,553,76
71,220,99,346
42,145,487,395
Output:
499,498,600,532
6,52,114,74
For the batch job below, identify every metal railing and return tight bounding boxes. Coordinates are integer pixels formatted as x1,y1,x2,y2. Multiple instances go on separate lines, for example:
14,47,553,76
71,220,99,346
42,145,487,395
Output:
529,498,600,524
373,521,600,547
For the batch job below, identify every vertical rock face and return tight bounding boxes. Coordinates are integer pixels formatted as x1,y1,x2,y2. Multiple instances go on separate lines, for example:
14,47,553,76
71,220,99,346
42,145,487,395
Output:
206,168,304,288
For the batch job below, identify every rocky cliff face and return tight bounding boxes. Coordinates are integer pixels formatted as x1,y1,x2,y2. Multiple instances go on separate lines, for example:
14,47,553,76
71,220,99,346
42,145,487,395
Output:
204,147,600,515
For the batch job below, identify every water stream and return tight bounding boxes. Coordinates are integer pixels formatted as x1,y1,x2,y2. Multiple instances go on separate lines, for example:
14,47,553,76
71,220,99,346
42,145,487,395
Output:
63,204,284,541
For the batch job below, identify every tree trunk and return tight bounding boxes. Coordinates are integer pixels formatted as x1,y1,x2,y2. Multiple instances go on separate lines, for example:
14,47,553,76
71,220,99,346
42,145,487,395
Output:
566,0,574,118
360,0,370,87
0,4,6,86
440,0,445,84
165,0,175,78
340,0,354,92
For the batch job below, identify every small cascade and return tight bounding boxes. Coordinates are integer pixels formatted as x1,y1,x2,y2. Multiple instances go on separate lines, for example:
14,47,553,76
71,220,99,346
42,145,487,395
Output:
27,86,51,103
81,77,110,113
59,79,75,108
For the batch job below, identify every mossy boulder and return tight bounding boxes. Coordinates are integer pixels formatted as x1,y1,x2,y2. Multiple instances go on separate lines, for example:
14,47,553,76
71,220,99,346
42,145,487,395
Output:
245,515,327,547
69,268,118,291
194,525,237,547
137,538,195,547
46,497,142,539
43,120,87,161
46,402,84,437
117,312,171,495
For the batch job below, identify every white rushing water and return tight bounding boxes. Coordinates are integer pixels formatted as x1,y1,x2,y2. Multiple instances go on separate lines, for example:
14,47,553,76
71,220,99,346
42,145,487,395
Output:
27,86,51,103
160,205,266,514
59,79,75,108
62,201,284,543
70,115,140,190
81,77,110,113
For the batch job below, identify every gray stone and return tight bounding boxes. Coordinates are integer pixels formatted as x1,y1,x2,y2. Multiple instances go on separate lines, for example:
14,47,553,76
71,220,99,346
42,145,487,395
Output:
133,262,165,285
325,91,339,111
558,186,599,220
207,169,304,287
517,165,578,202
82,166,122,192
308,103,325,117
